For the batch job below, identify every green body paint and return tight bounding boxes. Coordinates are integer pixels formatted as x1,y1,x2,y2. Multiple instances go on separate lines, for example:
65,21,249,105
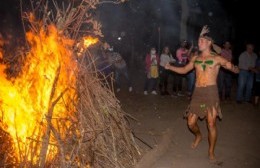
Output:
200,104,206,108
194,59,214,71
204,60,214,65
202,64,206,71
195,60,203,64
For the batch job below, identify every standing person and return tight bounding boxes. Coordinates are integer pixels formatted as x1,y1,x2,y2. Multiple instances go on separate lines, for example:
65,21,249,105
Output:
173,40,192,96
253,53,260,105
144,47,160,95
176,40,190,66
107,46,133,93
159,46,175,95
218,41,233,100
95,42,114,88
165,26,239,161
236,43,258,104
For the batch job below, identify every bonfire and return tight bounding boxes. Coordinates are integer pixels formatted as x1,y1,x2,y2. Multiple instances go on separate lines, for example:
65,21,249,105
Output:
0,0,140,167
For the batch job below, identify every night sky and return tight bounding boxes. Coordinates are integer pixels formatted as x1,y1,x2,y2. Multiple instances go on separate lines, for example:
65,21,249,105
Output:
218,0,259,54
0,0,259,57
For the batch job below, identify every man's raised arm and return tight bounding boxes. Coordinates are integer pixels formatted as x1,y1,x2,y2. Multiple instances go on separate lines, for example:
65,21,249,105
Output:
165,56,196,74
218,56,239,73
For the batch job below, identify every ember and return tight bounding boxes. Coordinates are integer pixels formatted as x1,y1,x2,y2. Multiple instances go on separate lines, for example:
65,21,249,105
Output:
83,36,99,48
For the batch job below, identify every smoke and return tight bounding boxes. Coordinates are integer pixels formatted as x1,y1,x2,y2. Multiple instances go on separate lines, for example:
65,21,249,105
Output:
0,0,24,59
98,0,230,53
0,0,230,57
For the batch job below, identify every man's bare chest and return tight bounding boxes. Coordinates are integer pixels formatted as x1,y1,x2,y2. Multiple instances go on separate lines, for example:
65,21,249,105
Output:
194,59,217,71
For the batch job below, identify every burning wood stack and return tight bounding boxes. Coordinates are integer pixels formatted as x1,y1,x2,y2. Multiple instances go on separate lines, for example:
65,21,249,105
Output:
0,0,140,167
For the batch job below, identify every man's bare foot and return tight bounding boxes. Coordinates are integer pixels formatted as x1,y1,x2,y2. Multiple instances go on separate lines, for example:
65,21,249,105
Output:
209,155,223,166
191,134,202,149
209,153,216,161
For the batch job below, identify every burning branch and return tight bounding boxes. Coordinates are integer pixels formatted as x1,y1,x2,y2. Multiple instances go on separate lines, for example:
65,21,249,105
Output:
39,65,61,167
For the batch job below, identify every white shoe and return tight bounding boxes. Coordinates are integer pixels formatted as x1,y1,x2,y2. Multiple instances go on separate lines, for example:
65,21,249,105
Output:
116,88,121,92
177,92,184,96
144,91,148,95
129,87,133,92
151,90,157,95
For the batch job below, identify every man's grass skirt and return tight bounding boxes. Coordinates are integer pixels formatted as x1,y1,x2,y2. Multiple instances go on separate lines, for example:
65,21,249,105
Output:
185,85,223,119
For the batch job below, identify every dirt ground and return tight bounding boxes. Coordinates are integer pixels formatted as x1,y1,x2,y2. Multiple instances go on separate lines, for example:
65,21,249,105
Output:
114,68,260,168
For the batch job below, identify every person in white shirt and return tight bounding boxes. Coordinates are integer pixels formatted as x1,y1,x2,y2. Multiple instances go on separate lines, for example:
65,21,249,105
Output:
236,43,258,103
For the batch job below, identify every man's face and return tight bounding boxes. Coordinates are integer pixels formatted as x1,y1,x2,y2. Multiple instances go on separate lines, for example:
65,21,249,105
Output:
103,42,110,50
164,47,169,53
198,37,211,52
181,41,188,48
246,44,254,54
223,42,231,49
151,48,156,54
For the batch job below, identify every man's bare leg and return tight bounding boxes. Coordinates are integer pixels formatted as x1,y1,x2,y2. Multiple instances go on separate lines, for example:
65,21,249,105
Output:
187,113,202,149
206,108,217,160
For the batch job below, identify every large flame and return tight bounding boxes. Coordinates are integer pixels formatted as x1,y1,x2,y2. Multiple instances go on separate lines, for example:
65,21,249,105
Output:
0,25,96,164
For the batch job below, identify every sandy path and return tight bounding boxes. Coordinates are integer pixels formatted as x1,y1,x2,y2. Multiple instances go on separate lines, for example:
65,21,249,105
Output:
117,90,260,168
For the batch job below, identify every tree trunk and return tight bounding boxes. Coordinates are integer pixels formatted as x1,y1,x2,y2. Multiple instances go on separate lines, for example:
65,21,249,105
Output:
180,0,189,41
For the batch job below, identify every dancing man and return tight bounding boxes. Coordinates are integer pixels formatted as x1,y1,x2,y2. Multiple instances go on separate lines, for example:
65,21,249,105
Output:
165,26,239,161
